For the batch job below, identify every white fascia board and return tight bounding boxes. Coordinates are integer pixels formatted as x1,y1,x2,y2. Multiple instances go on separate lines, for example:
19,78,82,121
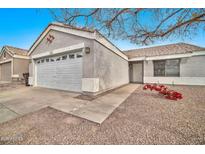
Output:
128,50,205,61
146,53,192,60
12,74,20,78
192,50,205,56
28,27,51,56
0,47,13,58
13,55,29,59
31,43,85,59
129,53,192,61
28,25,94,56
52,25,95,40
4,47,14,56
0,59,12,64
128,56,146,61
94,32,128,60
28,24,128,60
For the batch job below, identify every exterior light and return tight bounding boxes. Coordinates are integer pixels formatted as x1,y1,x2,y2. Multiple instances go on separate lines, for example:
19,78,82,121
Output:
85,47,90,54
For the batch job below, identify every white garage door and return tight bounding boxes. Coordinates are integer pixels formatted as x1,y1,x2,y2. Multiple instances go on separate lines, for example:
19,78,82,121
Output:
36,51,83,92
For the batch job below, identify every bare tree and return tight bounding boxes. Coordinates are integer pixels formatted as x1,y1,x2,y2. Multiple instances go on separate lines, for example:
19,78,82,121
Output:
50,8,205,45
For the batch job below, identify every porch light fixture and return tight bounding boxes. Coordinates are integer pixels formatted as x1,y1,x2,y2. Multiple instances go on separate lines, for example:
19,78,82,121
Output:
85,47,90,54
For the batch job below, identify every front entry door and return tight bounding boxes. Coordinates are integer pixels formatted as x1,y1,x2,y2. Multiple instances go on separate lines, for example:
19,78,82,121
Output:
131,62,143,83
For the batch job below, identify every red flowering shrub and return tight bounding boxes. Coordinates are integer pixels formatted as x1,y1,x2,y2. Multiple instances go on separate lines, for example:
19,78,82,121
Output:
143,84,183,101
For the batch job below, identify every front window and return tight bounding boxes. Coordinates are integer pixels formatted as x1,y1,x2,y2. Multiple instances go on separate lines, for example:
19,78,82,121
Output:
154,59,180,77
40,59,44,63
76,53,83,58
56,57,61,61
69,54,75,59
50,58,54,62
62,55,67,60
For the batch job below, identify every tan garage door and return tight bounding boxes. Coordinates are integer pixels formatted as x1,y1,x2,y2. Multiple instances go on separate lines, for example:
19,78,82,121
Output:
0,62,12,81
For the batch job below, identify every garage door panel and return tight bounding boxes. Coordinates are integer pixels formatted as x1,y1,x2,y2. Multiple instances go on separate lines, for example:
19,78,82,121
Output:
36,52,82,92
0,62,11,81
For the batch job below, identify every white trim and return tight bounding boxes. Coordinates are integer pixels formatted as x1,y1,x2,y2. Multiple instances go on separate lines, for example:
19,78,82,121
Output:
94,32,128,60
0,47,13,58
128,51,205,61
11,58,13,76
129,56,146,61
52,25,95,40
192,51,205,56
5,47,15,56
33,59,37,86
0,59,12,64
4,47,13,56
13,55,29,59
28,23,128,60
31,43,85,59
28,77,33,85
28,25,94,56
144,76,205,86
28,26,51,56
0,47,29,60
147,53,192,60
82,78,99,92
12,74,20,78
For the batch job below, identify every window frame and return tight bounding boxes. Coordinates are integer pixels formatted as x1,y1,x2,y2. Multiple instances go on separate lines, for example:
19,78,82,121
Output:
62,55,67,60
153,59,180,77
69,54,75,59
56,57,61,61
50,58,55,62
153,60,166,77
76,53,83,58
40,59,44,63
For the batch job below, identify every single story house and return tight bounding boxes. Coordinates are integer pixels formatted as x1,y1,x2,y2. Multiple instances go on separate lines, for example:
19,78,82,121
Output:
0,46,29,82
28,22,205,95
125,43,205,86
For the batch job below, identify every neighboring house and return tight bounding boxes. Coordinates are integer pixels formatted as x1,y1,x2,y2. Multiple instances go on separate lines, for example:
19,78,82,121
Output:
28,22,129,94
124,43,205,86
0,46,29,82
28,22,205,95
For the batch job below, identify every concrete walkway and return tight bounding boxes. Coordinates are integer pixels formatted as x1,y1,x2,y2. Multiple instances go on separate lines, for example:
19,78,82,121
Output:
0,84,139,124
51,84,139,123
0,104,20,123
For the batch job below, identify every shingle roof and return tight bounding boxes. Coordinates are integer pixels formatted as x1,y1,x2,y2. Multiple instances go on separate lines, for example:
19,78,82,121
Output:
123,43,205,59
5,46,28,56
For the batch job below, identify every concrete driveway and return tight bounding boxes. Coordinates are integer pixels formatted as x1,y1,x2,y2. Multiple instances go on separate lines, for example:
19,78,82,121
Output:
0,84,139,124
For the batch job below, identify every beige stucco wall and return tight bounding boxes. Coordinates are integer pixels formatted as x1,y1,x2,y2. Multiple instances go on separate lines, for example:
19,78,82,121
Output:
143,55,205,85
13,58,29,79
93,41,129,92
30,30,95,79
180,56,205,77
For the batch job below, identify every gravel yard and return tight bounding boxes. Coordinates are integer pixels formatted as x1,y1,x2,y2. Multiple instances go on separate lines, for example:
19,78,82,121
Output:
0,85,205,144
